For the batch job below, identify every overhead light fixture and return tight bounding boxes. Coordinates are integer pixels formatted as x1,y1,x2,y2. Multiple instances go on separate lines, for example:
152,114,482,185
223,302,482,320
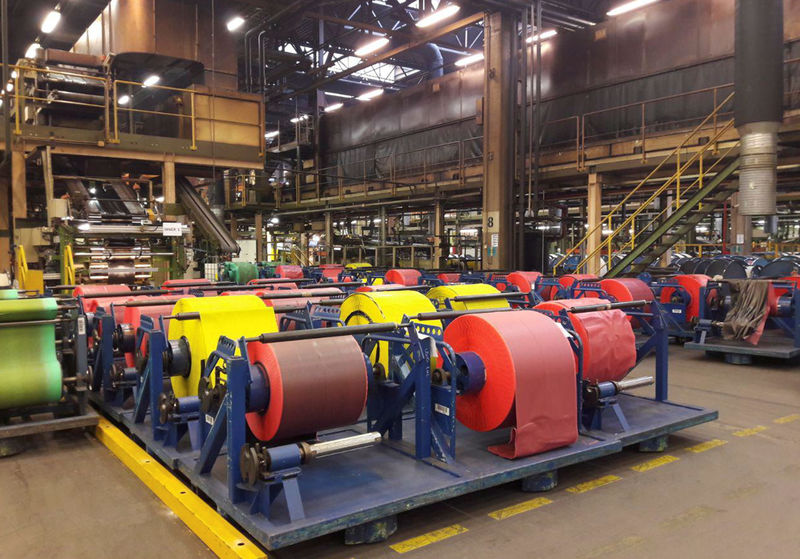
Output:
265,130,280,139
77,222,91,231
357,89,383,101
5,82,12,92
226,16,245,32
324,91,354,99
607,0,659,16
142,74,160,87
354,36,390,58
25,43,40,59
455,52,484,67
416,4,461,28
155,196,165,203
527,29,557,43
41,9,62,34
290,114,309,124
270,216,280,224
10,70,17,79
117,94,131,106
325,102,344,113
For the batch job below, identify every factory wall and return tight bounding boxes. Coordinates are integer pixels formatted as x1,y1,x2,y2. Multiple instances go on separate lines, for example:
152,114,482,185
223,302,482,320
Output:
321,0,800,177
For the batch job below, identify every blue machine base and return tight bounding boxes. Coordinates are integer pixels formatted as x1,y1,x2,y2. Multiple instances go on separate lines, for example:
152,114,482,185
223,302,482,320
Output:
92,395,716,550
685,332,800,361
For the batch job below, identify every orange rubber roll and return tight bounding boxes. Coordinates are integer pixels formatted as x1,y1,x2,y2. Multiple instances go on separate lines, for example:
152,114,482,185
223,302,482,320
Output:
437,273,461,284
245,336,368,442
385,268,422,286
600,278,654,326
275,265,304,279
121,296,191,367
535,298,636,383
73,284,132,324
506,271,542,294
321,266,344,280
444,311,578,458
659,274,711,321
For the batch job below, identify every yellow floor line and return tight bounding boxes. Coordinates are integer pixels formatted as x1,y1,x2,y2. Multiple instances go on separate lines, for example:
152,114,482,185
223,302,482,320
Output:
488,497,553,520
389,524,468,554
685,439,728,453
774,413,800,424
630,454,680,472
566,474,621,494
94,419,267,559
733,425,767,437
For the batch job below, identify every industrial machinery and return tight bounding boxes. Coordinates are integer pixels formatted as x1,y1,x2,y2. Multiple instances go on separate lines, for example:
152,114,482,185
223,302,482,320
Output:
87,287,715,550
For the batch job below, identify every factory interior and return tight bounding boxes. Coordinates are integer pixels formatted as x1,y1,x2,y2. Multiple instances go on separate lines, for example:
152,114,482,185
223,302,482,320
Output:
1,0,799,557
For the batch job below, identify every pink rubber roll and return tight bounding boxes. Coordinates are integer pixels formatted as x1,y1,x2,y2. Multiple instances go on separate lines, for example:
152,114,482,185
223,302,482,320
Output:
275,265,304,279
385,268,422,286
659,274,711,322
506,271,542,294
246,336,368,442
356,284,412,293
444,311,578,459
535,298,636,383
221,290,268,296
121,296,191,367
437,273,461,284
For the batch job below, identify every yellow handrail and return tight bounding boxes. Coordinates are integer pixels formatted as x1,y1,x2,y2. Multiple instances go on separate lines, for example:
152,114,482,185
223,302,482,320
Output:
63,244,76,286
554,91,735,274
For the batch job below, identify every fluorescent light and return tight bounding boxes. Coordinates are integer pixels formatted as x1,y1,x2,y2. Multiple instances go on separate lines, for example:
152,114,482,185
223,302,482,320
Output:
270,217,279,224
416,4,461,28
5,82,12,92
155,196,165,203
25,43,40,59
325,91,354,99
10,70,17,79
265,130,280,139
354,36,389,58
527,29,557,43
117,94,131,106
142,74,160,87
325,102,344,113
89,187,97,194
455,52,484,67
78,222,91,231
357,89,383,101
226,16,245,32
290,114,309,124
607,0,658,16
41,10,61,33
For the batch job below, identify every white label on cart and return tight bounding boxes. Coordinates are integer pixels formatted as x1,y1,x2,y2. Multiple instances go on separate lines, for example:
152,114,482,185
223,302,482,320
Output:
672,309,682,314
434,403,450,416
77,319,86,335
205,414,214,426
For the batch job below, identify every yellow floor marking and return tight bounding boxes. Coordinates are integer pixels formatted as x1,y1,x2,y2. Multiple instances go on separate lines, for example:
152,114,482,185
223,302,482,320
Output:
488,497,553,520
774,413,800,424
630,454,679,472
94,419,266,559
733,425,767,437
390,524,468,554
685,439,728,453
566,475,621,494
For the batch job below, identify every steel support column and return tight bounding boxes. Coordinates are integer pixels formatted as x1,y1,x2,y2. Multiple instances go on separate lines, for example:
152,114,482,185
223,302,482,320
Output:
729,192,753,255
324,212,333,264
11,148,25,220
586,172,603,275
255,213,264,261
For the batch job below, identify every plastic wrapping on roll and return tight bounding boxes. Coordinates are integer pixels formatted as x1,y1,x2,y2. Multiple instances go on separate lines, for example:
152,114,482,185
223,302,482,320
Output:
444,311,577,458
168,295,276,398
246,337,368,442
535,298,636,383
437,273,461,284
659,274,711,321
0,298,62,408
426,284,510,311
275,265,304,279
385,269,422,286
122,296,192,367
506,271,542,294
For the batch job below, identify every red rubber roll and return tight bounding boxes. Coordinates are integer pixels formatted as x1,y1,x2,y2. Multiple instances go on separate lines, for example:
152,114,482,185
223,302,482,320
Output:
122,296,191,367
437,273,461,284
600,278,654,326
444,311,578,458
162,279,212,291
259,288,342,329
220,289,268,296
385,268,422,286
245,337,368,442
356,284,412,293
506,271,542,294
73,284,133,324
321,266,344,280
535,298,636,383
275,265,304,279
659,274,711,322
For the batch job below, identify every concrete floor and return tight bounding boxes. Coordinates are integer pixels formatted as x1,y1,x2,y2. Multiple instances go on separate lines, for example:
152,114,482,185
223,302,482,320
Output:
2,346,799,559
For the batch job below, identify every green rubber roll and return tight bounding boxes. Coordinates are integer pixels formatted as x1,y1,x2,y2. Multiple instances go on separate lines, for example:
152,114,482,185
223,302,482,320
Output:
0,298,63,408
223,262,259,284
0,289,19,300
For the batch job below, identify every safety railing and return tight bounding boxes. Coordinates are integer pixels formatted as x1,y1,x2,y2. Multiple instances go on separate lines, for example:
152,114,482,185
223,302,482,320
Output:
554,90,736,275
673,243,724,257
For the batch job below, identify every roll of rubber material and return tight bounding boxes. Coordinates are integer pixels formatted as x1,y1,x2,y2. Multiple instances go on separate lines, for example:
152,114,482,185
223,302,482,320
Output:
659,274,712,322
340,290,441,372
437,273,461,284
260,288,342,330
246,336,368,442
535,298,637,383
122,296,193,368
275,265,304,279
355,284,410,293
488,274,509,292
774,276,800,299
221,289,268,296
426,284,510,311
223,262,259,284
599,278,654,327
0,289,19,300
74,284,133,324
0,298,63,408
385,269,422,286
558,274,598,294
168,295,277,398
162,279,212,291
346,262,372,269
444,310,577,458
321,266,344,280
506,271,542,294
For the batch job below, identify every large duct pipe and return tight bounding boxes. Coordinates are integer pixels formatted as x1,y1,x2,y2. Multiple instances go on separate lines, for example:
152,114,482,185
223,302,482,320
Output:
419,43,444,79
734,0,783,216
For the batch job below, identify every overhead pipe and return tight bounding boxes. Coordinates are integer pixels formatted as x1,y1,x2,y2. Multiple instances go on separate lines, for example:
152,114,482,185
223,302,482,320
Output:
734,0,783,217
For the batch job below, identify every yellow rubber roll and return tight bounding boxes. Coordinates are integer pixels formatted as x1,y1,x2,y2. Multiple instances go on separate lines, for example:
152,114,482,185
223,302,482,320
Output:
168,295,277,398
339,290,441,373
426,283,510,311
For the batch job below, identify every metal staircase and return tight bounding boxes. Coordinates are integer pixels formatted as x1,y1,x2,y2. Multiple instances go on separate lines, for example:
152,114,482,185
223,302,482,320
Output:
554,92,740,277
